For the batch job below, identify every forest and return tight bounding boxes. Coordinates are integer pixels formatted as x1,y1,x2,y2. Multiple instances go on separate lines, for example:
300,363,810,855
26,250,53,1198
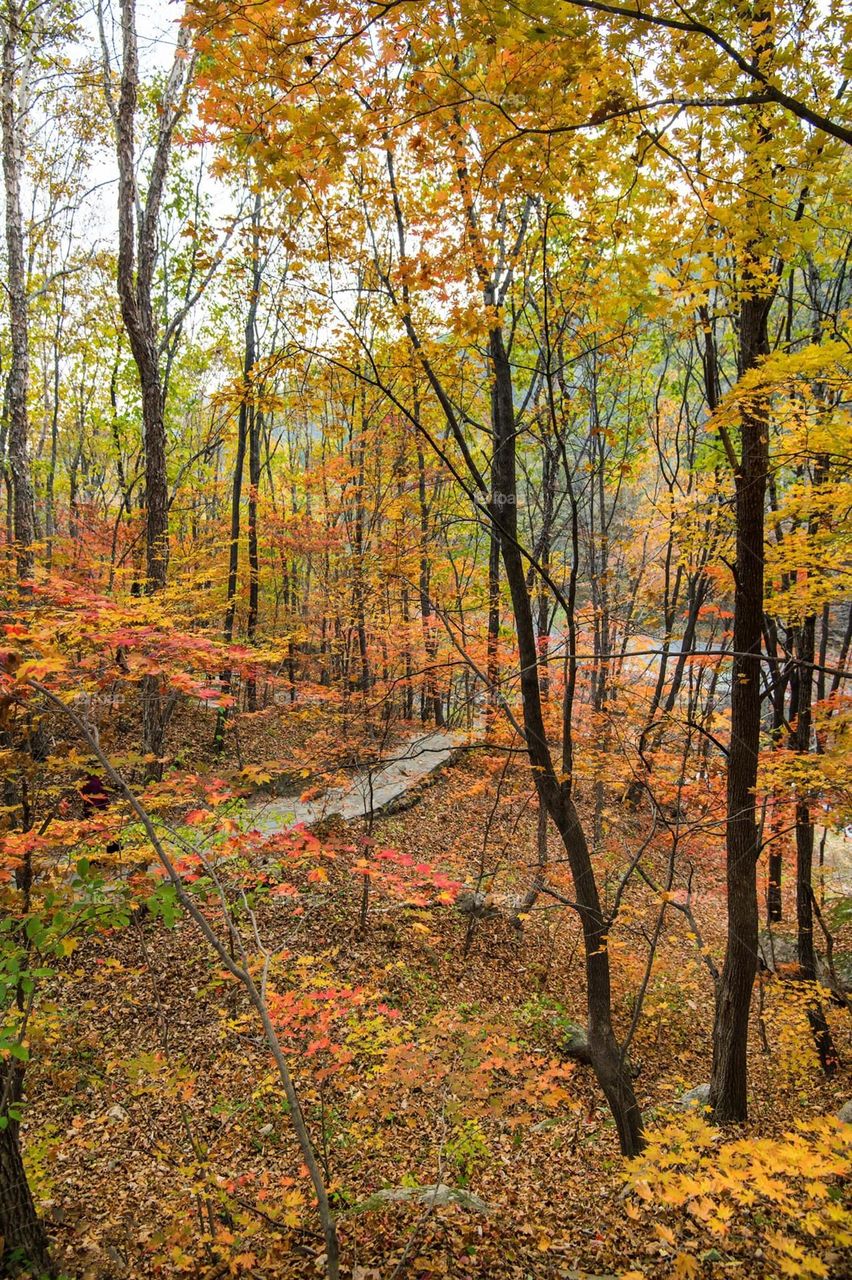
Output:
0,0,850,1276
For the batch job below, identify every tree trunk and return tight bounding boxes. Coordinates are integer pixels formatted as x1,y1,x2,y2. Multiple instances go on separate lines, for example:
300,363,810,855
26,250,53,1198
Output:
534,444,555,701
709,293,770,1123
1,0,36,583
107,0,191,591
489,319,643,1156
485,520,500,733
415,435,443,726
106,0,191,768
352,390,371,695
45,281,65,572
215,195,263,742
245,195,263,712
245,400,261,711
795,613,817,979
766,805,784,924
794,610,838,1073
114,0,165,588
0,1061,54,1278
213,342,249,751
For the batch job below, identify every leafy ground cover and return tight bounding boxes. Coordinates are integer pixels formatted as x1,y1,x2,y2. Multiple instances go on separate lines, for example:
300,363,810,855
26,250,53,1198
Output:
19,750,851,1280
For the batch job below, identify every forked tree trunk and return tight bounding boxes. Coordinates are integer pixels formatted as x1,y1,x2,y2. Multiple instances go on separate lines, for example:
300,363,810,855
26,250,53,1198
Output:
104,0,191,768
111,0,179,592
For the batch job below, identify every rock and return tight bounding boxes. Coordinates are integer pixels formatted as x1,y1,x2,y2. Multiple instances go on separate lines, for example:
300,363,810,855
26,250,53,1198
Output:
672,1083,711,1111
456,886,540,929
358,1183,491,1214
825,951,852,993
106,1104,128,1123
455,889,499,919
559,1023,641,1079
503,893,534,927
758,930,798,971
837,1100,852,1124
758,928,852,992
561,1022,592,1064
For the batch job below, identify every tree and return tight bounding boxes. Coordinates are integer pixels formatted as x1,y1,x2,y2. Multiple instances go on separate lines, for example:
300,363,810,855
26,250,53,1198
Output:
1,0,37,582
215,189,263,747
98,0,193,591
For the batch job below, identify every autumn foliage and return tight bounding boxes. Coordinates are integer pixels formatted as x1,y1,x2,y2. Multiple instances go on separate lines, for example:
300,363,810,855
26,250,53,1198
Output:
0,0,851,1277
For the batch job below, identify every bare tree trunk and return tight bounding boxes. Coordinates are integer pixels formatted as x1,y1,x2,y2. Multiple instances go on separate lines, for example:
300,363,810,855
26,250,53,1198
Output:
245,197,263,713
103,0,191,591
101,0,191,772
533,444,555,700
766,800,784,924
114,0,163,589
415,434,443,726
710,291,771,1123
0,14,51,1259
45,279,65,571
489,319,643,1156
795,613,817,979
215,193,264,742
1,0,35,583
214,320,251,749
245,400,261,711
485,521,500,734
764,609,791,923
350,384,371,696
794,609,838,1073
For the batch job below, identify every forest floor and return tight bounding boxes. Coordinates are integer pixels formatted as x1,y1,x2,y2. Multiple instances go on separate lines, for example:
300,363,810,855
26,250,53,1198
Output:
22,733,852,1280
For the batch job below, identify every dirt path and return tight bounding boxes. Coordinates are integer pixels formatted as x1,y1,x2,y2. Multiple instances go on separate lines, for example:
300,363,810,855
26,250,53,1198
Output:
245,726,469,834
